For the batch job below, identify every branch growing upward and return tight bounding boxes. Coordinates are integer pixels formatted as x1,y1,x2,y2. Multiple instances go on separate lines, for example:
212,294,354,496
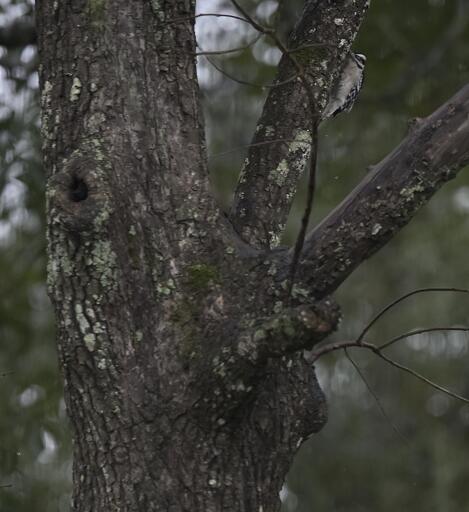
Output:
228,0,370,249
226,1,321,291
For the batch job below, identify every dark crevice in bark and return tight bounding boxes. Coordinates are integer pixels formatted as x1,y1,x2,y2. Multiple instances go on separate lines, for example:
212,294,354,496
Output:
69,175,89,202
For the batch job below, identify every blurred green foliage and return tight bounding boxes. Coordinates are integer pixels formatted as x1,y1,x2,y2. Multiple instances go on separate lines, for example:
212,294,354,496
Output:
1,0,469,510
0,1,71,510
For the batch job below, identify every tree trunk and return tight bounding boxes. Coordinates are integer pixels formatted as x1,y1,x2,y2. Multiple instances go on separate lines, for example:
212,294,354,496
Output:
36,0,469,510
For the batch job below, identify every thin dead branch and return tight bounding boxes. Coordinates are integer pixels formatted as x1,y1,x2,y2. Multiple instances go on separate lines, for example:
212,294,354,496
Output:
375,350,469,405
202,54,299,89
357,287,469,344
195,33,262,56
169,12,255,26
344,348,409,443
379,326,469,350
208,138,292,159
309,286,469,410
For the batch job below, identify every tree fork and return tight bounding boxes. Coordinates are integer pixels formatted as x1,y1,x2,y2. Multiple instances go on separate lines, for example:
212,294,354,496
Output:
36,0,469,510
37,1,341,510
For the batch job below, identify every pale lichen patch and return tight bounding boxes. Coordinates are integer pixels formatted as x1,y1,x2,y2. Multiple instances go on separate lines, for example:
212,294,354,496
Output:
96,357,107,370
84,333,97,351
41,80,53,108
92,321,105,335
269,159,289,187
268,231,281,247
291,285,310,299
400,184,425,199
89,240,118,290
75,303,93,345
70,77,82,102
371,223,382,236
94,206,111,231
290,130,311,153
156,278,176,296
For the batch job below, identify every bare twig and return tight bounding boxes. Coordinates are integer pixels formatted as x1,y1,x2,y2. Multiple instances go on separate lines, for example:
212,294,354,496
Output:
344,348,409,443
356,287,469,344
312,338,469,404
208,138,293,159
202,54,299,89
375,350,469,405
311,325,469,361
379,326,469,350
310,339,374,362
309,317,469,409
230,0,274,35
169,12,254,26
195,33,262,56
227,1,295,72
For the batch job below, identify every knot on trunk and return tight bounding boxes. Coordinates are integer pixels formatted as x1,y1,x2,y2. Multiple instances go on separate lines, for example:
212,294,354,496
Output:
245,297,341,360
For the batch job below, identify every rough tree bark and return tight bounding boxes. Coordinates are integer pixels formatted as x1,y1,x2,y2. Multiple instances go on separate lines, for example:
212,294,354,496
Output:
35,0,469,511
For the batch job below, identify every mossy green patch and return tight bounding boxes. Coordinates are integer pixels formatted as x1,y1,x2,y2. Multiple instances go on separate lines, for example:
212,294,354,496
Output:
88,0,105,26
186,264,219,291
291,45,328,68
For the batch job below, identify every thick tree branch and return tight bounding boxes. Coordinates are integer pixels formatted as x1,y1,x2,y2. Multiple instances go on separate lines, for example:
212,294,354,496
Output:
298,83,469,298
228,0,369,249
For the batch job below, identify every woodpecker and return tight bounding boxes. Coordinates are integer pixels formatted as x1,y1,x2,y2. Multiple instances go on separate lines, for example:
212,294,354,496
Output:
322,52,366,119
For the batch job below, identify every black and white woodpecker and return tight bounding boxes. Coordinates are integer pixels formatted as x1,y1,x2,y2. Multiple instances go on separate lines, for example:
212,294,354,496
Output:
322,52,366,119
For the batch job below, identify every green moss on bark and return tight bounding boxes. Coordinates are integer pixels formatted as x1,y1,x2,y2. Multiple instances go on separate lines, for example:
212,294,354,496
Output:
186,264,219,291
88,0,105,24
